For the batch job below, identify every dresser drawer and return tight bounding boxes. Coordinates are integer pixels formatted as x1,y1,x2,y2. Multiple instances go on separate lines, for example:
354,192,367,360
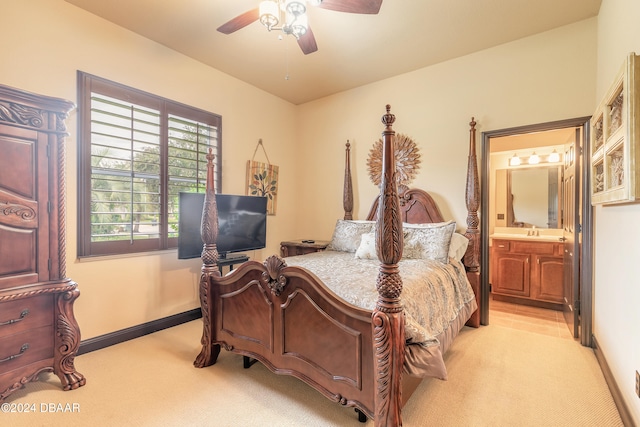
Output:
510,240,559,255
0,295,53,339
492,240,510,252
0,325,54,374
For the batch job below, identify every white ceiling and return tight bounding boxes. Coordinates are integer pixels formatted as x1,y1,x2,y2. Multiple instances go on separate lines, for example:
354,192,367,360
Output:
64,0,602,105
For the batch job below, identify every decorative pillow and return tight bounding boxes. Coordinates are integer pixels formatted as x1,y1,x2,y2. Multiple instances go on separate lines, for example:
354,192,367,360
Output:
402,221,456,263
327,220,376,252
402,225,468,260
355,232,377,259
449,233,469,260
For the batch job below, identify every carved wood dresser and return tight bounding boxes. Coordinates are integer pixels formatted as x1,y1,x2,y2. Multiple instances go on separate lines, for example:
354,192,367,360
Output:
0,84,85,400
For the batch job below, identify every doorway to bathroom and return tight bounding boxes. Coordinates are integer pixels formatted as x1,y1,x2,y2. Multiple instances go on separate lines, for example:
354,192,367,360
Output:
480,117,593,347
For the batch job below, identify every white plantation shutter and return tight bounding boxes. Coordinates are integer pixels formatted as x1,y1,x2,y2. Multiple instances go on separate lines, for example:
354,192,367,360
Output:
89,94,162,242
167,115,218,239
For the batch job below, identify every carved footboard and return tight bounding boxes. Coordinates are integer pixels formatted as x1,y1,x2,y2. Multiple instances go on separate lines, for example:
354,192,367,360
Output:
199,256,378,418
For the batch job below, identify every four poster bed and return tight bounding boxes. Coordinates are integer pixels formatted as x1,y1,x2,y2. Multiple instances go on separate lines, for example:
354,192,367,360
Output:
194,106,481,426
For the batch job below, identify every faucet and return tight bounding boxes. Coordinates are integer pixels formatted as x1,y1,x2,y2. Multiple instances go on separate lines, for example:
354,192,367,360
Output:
527,226,539,236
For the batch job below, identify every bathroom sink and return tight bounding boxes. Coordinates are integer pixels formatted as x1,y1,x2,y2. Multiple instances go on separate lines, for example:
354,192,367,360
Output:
490,233,564,242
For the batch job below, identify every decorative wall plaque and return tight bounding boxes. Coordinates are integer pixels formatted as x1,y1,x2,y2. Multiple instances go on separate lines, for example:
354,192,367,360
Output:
367,133,421,188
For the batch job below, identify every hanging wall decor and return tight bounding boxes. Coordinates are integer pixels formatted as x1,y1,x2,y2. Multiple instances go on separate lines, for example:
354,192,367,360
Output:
246,138,279,215
367,133,421,191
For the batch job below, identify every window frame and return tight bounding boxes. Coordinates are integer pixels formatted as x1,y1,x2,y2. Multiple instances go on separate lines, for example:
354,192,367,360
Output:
77,71,222,257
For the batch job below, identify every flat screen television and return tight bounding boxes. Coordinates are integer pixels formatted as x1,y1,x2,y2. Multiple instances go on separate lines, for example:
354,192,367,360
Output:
178,192,267,260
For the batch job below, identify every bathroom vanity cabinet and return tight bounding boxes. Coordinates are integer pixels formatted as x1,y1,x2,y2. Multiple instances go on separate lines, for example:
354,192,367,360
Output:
491,238,564,310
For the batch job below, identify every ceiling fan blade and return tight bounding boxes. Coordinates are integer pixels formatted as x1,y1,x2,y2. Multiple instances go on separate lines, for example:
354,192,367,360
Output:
298,26,318,55
317,0,383,14
216,8,260,34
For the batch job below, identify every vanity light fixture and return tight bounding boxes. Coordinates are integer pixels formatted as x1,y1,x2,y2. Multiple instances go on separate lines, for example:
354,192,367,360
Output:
548,149,560,163
508,150,561,167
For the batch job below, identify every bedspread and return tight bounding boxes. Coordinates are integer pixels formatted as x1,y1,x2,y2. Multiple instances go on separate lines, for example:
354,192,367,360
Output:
282,250,476,349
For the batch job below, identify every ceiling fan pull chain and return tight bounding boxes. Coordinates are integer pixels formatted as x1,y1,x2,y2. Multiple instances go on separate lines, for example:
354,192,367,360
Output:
285,38,291,80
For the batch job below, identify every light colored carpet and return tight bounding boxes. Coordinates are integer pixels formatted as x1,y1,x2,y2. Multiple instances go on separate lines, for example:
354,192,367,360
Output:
3,320,623,426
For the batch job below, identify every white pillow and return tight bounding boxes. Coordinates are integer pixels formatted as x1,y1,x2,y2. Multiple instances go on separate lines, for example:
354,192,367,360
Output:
354,232,377,259
327,219,376,253
449,233,469,260
402,221,456,263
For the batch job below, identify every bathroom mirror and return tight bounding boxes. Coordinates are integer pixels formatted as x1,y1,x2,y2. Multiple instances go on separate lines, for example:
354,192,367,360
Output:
495,166,562,229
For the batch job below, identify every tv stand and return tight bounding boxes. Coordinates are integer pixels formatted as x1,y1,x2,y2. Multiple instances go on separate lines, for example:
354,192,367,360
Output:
217,254,249,274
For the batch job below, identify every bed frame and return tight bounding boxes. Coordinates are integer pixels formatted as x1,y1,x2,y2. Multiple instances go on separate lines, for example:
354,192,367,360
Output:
194,106,481,426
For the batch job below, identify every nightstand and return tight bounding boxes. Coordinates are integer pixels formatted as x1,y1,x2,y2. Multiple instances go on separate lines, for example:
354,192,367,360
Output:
280,240,330,257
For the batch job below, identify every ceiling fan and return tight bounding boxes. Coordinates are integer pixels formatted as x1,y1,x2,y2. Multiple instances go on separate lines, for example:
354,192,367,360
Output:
216,0,383,55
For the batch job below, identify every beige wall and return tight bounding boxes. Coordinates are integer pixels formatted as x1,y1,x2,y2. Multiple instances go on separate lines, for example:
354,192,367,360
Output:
296,19,597,241
1,0,300,339
594,0,640,424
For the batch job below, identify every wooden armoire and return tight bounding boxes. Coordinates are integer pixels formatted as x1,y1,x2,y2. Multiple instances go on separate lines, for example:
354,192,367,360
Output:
0,84,85,400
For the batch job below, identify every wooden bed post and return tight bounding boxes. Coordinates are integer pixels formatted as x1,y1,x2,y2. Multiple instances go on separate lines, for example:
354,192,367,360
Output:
194,148,222,368
372,105,405,427
463,118,481,328
343,140,354,220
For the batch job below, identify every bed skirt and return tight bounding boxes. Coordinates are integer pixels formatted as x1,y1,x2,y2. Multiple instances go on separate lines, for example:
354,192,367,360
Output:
404,297,477,380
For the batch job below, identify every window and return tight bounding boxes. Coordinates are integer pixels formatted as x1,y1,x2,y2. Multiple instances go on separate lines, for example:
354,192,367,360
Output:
77,72,222,257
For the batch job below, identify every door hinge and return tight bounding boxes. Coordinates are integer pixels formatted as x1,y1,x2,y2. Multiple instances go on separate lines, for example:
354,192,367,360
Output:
47,200,52,214
575,300,580,315
577,223,582,233
46,143,50,157
47,259,51,271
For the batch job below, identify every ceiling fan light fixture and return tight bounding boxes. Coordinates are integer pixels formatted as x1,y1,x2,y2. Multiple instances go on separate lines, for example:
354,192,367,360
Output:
285,0,306,16
288,13,308,38
259,1,280,30
219,0,379,55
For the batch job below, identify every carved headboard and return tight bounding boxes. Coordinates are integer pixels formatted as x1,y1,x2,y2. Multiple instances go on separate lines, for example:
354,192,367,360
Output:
340,117,481,328
365,187,445,224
